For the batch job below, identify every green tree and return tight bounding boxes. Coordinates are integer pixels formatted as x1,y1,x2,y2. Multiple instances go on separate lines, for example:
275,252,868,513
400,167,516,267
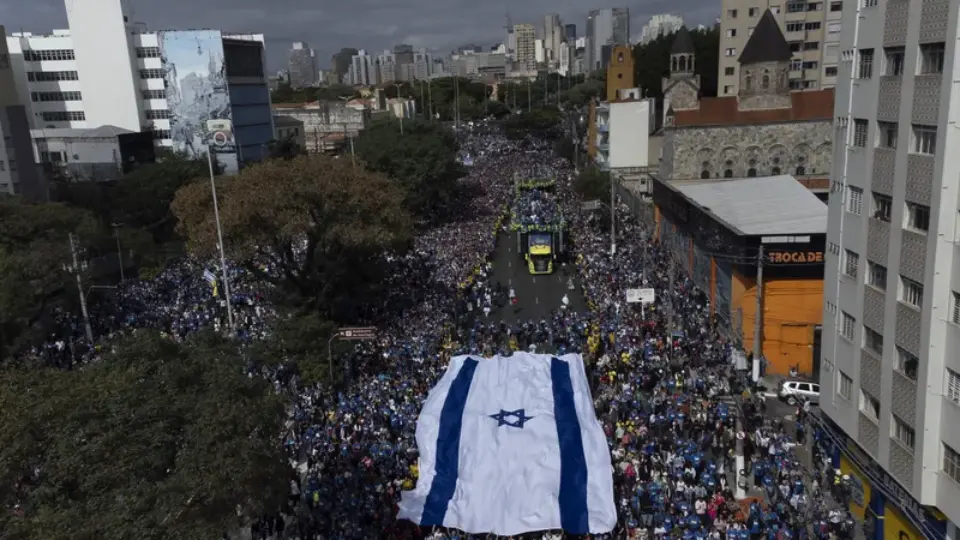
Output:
0,198,98,359
352,117,464,222
633,26,720,99
0,331,289,540
573,166,611,202
250,311,343,386
171,154,412,318
502,107,563,140
561,79,605,108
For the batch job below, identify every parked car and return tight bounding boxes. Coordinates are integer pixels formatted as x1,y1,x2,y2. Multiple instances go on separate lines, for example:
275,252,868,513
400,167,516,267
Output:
778,379,820,406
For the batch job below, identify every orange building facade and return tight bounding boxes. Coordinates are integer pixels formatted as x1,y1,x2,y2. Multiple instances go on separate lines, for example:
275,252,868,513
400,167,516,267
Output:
651,177,826,377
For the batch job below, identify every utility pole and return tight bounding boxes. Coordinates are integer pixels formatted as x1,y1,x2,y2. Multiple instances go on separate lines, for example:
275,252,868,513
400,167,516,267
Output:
427,79,434,121
206,149,236,335
111,222,124,282
419,79,425,120
609,173,616,255
393,83,404,135
342,123,356,170
64,233,94,344
752,245,765,382
527,80,531,112
735,404,747,500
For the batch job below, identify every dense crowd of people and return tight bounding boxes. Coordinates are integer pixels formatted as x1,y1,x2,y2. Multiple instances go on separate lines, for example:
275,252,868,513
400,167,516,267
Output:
15,125,860,539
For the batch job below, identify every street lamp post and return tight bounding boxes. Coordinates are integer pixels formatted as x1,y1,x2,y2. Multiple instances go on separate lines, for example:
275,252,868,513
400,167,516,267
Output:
64,233,94,344
337,96,358,169
206,148,236,335
111,222,124,282
393,83,404,135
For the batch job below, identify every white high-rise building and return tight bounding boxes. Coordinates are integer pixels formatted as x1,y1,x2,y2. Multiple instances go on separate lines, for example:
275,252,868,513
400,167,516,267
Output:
4,0,270,157
543,14,564,71
821,0,960,536
638,14,684,45
349,50,376,86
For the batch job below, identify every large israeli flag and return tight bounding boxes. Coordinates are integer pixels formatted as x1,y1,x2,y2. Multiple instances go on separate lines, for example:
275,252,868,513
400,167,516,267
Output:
398,353,616,536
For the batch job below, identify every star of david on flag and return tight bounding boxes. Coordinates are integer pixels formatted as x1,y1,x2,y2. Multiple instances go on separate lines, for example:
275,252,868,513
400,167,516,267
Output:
398,352,617,536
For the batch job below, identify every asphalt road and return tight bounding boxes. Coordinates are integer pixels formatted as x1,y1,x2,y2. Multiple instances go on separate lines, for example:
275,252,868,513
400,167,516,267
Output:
486,230,587,323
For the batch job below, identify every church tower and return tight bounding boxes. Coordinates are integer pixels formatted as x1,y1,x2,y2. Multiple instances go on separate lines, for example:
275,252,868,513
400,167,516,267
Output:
737,10,793,111
662,27,700,113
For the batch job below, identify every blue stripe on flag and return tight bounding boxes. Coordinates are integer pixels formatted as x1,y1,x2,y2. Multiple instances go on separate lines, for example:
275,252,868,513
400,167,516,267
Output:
551,357,589,534
421,357,479,526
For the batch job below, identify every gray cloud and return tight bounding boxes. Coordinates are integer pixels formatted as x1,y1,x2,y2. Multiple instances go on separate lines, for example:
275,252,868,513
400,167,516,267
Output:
7,0,716,71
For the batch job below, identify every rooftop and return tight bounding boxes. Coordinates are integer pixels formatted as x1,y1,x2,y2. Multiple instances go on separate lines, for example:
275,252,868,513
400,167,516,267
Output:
671,175,827,236
738,10,793,65
672,88,834,127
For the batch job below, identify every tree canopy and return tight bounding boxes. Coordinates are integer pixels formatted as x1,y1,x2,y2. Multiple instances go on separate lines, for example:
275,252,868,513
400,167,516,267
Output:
502,107,564,140
171,154,412,318
0,198,98,359
0,331,289,540
352,117,464,222
270,83,358,104
573,166,612,202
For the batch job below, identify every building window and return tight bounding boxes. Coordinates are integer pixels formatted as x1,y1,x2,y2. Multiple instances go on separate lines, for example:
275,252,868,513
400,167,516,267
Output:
859,389,880,421
23,49,75,61
0,161,4,171
863,326,883,355
771,166,781,175
837,371,852,399
747,168,757,177
136,47,161,58
863,0,877,6
771,5,781,13
145,109,171,120
844,250,860,278
787,22,805,33
899,276,924,308
804,42,820,51
726,29,738,38
894,347,919,381
727,9,738,17
152,129,171,140
846,185,863,214
857,48,874,78
912,125,937,154
919,43,946,74
139,68,166,79
26,71,79,82
944,444,960,483
884,47,905,76
803,61,819,70
700,170,710,179
724,85,734,94
877,121,898,148
891,415,915,450
872,193,892,221
725,48,737,57
722,169,733,178
947,368,960,404
141,89,167,100
953,291,960,324
825,66,838,76
841,312,856,341
40,111,86,122
788,1,806,12
867,261,887,290
749,7,759,15
725,67,735,76
791,59,803,71
853,119,868,147
831,1,843,10
30,91,82,102
905,202,930,232
805,22,822,30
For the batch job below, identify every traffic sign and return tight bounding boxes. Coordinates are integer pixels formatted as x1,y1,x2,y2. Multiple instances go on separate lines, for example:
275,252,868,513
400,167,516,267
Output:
338,326,377,340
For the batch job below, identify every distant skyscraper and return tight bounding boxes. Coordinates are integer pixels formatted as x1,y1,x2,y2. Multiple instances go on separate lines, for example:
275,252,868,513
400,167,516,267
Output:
331,48,358,83
585,8,630,73
565,24,577,41
349,50,376,86
287,41,318,88
638,14,684,45
543,14,563,71
513,24,536,72
393,43,415,81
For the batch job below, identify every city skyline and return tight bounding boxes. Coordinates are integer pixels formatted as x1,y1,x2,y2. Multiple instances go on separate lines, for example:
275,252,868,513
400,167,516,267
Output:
4,0,718,70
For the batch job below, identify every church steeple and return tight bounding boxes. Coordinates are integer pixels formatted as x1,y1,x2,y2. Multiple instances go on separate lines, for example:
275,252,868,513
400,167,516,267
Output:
662,27,700,112
737,9,792,111
669,26,696,79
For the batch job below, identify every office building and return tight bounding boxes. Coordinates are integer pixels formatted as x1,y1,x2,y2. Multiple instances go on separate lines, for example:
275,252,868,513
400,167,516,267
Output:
543,14,564,71
412,49,433,80
717,0,843,96
376,50,396,84
4,0,273,173
819,0,960,536
585,8,630,74
394,44,415,81
513,24,537,72
287,41,318,89
0,26,44,199
349,50,376,86
639,14,685,44
565,24,577,41
331,48,358,83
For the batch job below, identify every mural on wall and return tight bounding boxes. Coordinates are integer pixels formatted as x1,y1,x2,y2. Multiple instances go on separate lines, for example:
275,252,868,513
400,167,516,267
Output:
158,30,238,173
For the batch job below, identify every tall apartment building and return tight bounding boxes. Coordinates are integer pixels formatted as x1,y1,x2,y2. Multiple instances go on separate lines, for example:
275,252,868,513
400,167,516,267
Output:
4,0,272,169
287,42,318,89
394,44,415,82
543,14,564,71
349,50,376,86
376,50,396,84
585,8,630,74
0,26,44,199
639,14,685,44
718,0,843,96
513,24,537,72
820,0,960,536
565,24,577,41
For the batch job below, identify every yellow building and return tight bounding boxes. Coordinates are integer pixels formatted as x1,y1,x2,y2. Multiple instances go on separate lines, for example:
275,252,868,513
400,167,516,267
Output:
605,45,635,102
652,174,826,376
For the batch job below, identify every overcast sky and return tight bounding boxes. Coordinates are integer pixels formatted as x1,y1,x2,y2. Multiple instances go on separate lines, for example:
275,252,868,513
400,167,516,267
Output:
3,0,717,71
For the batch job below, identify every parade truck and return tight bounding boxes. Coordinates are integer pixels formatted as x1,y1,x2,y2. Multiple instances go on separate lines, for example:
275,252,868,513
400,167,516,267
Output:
511,177,567,275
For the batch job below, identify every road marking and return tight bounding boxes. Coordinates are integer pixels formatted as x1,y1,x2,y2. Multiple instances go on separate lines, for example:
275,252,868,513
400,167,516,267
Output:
508,278,512,286
532,277,536,284
535,296,539,304
761,392,778,398
508,261,511,268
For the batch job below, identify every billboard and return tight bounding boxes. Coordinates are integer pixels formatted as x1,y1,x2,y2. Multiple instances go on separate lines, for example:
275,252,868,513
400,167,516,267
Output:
158,30,238,173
